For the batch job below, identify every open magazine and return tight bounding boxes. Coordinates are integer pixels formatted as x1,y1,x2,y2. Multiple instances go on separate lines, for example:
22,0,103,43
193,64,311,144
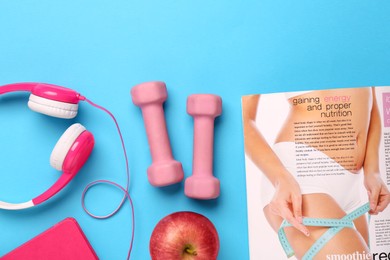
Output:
242,87,390,260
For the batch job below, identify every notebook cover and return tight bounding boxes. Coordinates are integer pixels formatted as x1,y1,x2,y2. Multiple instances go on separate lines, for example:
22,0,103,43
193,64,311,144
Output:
1,218,99,260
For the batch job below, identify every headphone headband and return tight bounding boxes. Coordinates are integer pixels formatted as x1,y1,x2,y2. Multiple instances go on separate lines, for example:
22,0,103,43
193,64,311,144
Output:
0,82,81,104
0,200,35,210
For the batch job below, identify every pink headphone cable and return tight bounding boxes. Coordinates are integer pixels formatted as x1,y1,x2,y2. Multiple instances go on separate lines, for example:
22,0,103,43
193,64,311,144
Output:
79,95,135,260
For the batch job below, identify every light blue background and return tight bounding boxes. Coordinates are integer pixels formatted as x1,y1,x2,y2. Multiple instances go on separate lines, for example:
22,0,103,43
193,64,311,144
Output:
0,1,389,259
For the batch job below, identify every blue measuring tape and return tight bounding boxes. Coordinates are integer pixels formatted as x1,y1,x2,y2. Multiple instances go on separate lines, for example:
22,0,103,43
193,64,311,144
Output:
278,203,370,259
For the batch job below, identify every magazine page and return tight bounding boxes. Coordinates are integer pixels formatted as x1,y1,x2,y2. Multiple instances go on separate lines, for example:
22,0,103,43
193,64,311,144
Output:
242,87,390,260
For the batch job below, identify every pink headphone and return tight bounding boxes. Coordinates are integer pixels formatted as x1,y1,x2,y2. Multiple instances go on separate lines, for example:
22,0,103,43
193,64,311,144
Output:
1,82,135,258
0,82,95,210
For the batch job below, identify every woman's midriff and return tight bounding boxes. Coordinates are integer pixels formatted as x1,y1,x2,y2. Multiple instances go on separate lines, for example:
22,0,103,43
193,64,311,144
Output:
275,88,373,173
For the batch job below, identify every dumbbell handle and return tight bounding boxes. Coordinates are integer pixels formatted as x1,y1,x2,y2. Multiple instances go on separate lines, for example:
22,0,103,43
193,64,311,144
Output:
192,116,215,177
141,104,173,162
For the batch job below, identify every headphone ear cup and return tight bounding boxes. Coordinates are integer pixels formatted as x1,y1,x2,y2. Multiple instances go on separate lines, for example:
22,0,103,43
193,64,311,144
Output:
50,123,89,171
28,94,78,119
29,125,93,207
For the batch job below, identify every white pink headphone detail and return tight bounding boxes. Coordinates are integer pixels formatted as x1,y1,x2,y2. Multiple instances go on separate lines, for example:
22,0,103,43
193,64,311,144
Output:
1,82,135,259
0,82,95,210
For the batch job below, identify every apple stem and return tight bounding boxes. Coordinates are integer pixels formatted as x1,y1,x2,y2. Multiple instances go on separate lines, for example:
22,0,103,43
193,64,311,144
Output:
184,245,197,256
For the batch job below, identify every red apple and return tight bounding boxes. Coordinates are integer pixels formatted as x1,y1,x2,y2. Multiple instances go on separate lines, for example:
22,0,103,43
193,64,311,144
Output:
149,211,219,260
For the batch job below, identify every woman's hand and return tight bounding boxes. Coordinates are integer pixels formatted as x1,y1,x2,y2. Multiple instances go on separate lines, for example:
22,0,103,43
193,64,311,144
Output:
364,173,390,215
269,175,310,236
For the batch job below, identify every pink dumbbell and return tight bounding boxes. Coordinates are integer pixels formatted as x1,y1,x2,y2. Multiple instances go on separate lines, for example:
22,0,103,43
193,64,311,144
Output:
185,94,222,199
131,81,184,187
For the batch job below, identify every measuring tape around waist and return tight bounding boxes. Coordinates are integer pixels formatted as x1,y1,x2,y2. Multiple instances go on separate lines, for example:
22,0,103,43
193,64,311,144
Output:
278,203,370,259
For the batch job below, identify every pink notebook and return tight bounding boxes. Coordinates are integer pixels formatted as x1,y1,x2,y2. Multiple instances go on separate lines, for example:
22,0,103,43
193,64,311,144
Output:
1,218,99,260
